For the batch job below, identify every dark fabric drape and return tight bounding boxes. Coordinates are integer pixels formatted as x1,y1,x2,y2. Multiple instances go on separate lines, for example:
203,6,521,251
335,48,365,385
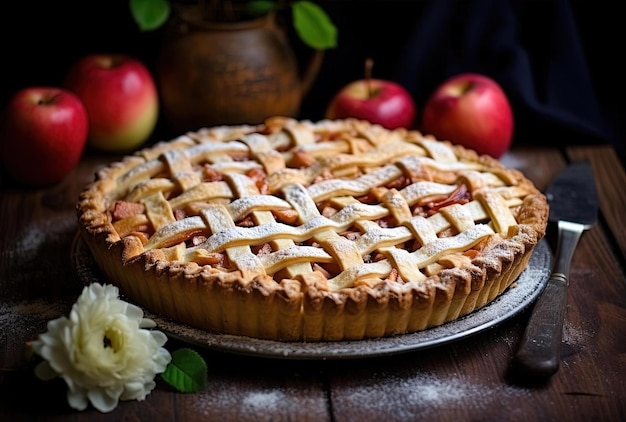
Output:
306,0,622,155
395,0,613,148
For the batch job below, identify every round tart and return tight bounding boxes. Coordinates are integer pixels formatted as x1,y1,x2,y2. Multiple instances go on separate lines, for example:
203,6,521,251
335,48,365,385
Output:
77,117,548,341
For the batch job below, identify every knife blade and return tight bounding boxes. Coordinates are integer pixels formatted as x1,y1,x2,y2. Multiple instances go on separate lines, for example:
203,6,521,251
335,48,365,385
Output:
512,160,599,378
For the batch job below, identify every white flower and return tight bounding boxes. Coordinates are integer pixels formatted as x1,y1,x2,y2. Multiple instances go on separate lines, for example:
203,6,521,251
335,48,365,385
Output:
31,283,172,413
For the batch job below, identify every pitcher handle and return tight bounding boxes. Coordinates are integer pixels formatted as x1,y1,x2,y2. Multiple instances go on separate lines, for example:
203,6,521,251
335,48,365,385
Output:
300,49,325,97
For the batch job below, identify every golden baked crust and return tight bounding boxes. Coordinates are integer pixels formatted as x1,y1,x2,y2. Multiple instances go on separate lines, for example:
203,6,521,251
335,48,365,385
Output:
77,117,548,341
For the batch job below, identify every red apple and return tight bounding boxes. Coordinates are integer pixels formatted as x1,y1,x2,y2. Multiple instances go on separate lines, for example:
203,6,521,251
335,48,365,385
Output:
0,87,88,186
421,73,514,158
64,54,158,152
326,78,416,130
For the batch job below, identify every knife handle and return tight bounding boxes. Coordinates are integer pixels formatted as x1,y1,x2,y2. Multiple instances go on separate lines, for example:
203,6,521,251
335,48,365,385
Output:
512,221,585,378
512,272,568,377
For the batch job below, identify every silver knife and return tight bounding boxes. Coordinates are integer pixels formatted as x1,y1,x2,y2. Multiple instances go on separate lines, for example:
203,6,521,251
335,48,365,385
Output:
512,160,599,378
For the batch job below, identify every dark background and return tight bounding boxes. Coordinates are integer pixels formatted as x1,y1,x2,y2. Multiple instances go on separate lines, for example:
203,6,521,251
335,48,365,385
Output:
1,0,623,159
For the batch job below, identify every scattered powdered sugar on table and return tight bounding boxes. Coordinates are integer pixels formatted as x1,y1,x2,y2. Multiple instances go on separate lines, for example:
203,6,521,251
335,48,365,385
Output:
1,209,79,368
188,382,328,420
241,391,283,411
192,389,285,414
562,318,593,350
338,370,532,418
14,214,76,258
15,225,46,257
0,299,72,338
5,213,77,291
1,299,70,322
0,298,74,369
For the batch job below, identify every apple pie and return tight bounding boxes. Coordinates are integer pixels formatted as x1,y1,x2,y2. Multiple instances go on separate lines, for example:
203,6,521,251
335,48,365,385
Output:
77,117,548,341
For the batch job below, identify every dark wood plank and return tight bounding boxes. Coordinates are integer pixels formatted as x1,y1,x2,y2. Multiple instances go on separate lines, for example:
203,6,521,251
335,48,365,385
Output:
500,146,566,191
2,146,625,420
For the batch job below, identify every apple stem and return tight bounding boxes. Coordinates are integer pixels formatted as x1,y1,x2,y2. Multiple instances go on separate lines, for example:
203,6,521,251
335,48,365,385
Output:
39,94,60,106
365,58,374,99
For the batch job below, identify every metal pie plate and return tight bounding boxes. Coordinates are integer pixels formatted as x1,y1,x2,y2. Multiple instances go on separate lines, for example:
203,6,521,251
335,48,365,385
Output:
71,234,551,360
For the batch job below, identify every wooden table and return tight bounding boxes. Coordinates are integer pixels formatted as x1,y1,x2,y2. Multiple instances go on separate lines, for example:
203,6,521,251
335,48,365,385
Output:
1,144,625,421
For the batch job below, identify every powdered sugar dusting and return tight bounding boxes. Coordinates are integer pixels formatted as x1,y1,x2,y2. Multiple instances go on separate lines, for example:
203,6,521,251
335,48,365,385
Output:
0,299,71,329
1,210,80,368
242,391,282,410
0,298,74,369
335,370,532,418
0,299,69,326
3,214,77,294
188,382,328,420
13,214,75,260
307,165,402,201
562,318,593,350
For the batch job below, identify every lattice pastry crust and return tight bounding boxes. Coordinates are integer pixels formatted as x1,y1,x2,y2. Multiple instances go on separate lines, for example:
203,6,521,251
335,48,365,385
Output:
77,117,548,341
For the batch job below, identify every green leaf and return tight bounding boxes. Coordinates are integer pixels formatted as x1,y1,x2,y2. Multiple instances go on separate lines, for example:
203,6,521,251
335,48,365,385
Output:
292,1,338,50
130,0,171,31
246,0,279,17
160,348,208,393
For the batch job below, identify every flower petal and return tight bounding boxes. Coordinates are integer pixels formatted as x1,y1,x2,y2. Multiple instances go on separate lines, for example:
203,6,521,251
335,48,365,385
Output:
88,388,119,413
30,282,172,413
140,318,157,329
67,388,89,411
34,361,58,381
